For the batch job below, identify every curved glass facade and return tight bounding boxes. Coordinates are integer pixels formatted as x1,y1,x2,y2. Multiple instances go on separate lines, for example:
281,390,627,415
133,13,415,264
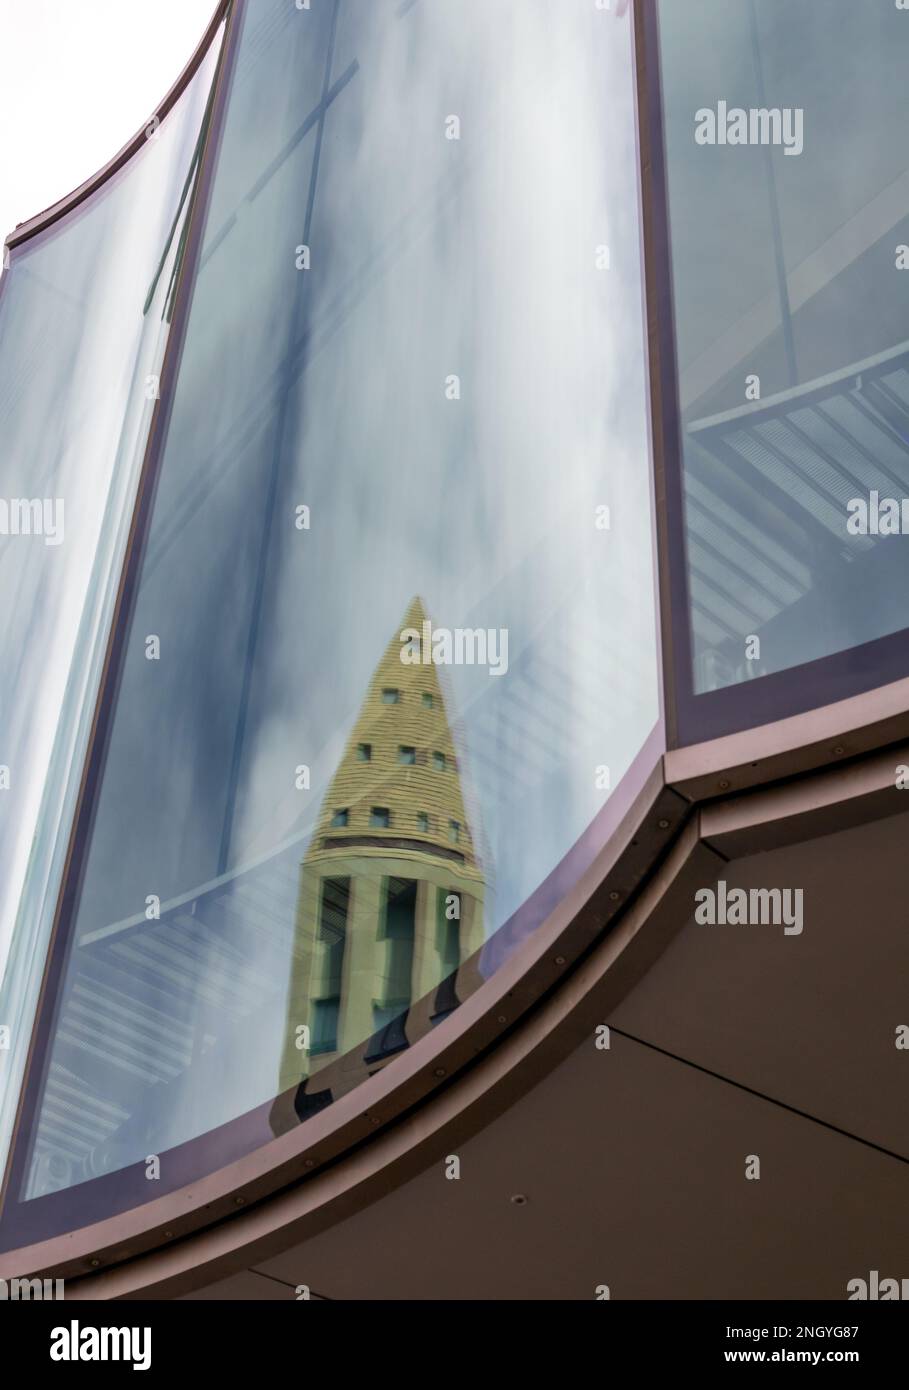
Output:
1,0,909,1262
655,0,909,737
7,0,905,1258
0,0,659,1245
0,27,223,1211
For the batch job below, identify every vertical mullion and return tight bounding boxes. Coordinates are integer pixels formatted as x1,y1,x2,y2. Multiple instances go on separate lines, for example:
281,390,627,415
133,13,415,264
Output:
633,0,691,750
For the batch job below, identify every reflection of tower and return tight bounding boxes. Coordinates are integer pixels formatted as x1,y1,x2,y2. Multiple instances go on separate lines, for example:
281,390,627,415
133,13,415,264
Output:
272,597,485,1132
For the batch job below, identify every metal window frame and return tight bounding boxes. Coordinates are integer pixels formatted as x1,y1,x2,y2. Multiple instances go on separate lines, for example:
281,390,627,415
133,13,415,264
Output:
637,0,909,748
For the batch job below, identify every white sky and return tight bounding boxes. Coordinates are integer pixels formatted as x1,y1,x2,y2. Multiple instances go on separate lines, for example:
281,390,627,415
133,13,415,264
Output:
0,0,217,244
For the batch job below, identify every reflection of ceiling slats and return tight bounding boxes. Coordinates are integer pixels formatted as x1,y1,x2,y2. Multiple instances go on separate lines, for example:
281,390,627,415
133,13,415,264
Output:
686,344,909,660
687,503,802,608
28,843,305,1191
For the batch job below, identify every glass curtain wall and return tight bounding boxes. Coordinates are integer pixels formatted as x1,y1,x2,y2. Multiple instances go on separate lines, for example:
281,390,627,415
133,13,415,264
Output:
656,0,909,734
1,0,660,1247
0,28,223,1203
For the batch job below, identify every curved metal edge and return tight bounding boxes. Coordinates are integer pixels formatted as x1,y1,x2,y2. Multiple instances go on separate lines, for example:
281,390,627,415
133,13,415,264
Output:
3,0,229,254
61,720,909,1300
4,679,908,1290
0,748,685,1284
666,672,909,804
101,822,715,1301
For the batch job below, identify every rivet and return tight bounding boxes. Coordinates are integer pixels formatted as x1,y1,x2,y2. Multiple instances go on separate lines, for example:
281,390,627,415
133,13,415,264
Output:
89,1259,100,1268
235,1196,246,1206
433,1067,446,1077
609,890,620,901
164,1230,174,1238
370,1117,381,1126
554,955,566,965
719,779,731,790
510,1194,528,1206
304,1159,315,1168
497,1015,507,1024
832,745,845,756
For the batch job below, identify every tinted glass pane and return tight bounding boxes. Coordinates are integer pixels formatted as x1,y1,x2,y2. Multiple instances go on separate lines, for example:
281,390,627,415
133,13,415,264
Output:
0,32,222,1191
658,0,909,695
10,0,659,1235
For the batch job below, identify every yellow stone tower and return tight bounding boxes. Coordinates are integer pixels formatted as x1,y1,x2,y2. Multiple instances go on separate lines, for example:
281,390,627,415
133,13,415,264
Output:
272,597,486,1131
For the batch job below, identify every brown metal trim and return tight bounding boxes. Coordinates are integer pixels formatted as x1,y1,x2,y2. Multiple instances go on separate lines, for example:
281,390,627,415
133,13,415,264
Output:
633,0,685,752
699,741,909,860
3,0,229,252
0,0,243,1240
666,673,909,804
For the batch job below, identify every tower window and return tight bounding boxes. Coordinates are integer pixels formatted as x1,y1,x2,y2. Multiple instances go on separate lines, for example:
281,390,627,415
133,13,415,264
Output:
432,751,447,771
355,742,372,761
369,879,417,1062
416,811,429,832
437,888,462,974
370,807,391,828
381,688,400,704
330,808,349,828
311,997,340,1055
398,745,416,765
448,819,461,843
316,878,349,998
421,692,434,709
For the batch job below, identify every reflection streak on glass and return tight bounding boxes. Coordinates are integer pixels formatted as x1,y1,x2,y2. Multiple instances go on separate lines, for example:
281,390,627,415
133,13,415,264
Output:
0,33,222,1190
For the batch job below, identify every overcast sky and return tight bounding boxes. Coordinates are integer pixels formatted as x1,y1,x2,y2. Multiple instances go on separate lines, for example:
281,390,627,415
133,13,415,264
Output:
0,0,216,244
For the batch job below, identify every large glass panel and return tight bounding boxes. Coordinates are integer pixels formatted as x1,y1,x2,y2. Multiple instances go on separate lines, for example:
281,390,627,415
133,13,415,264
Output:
658,0,909,704
0,32,223,1198
3,0,659,1244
